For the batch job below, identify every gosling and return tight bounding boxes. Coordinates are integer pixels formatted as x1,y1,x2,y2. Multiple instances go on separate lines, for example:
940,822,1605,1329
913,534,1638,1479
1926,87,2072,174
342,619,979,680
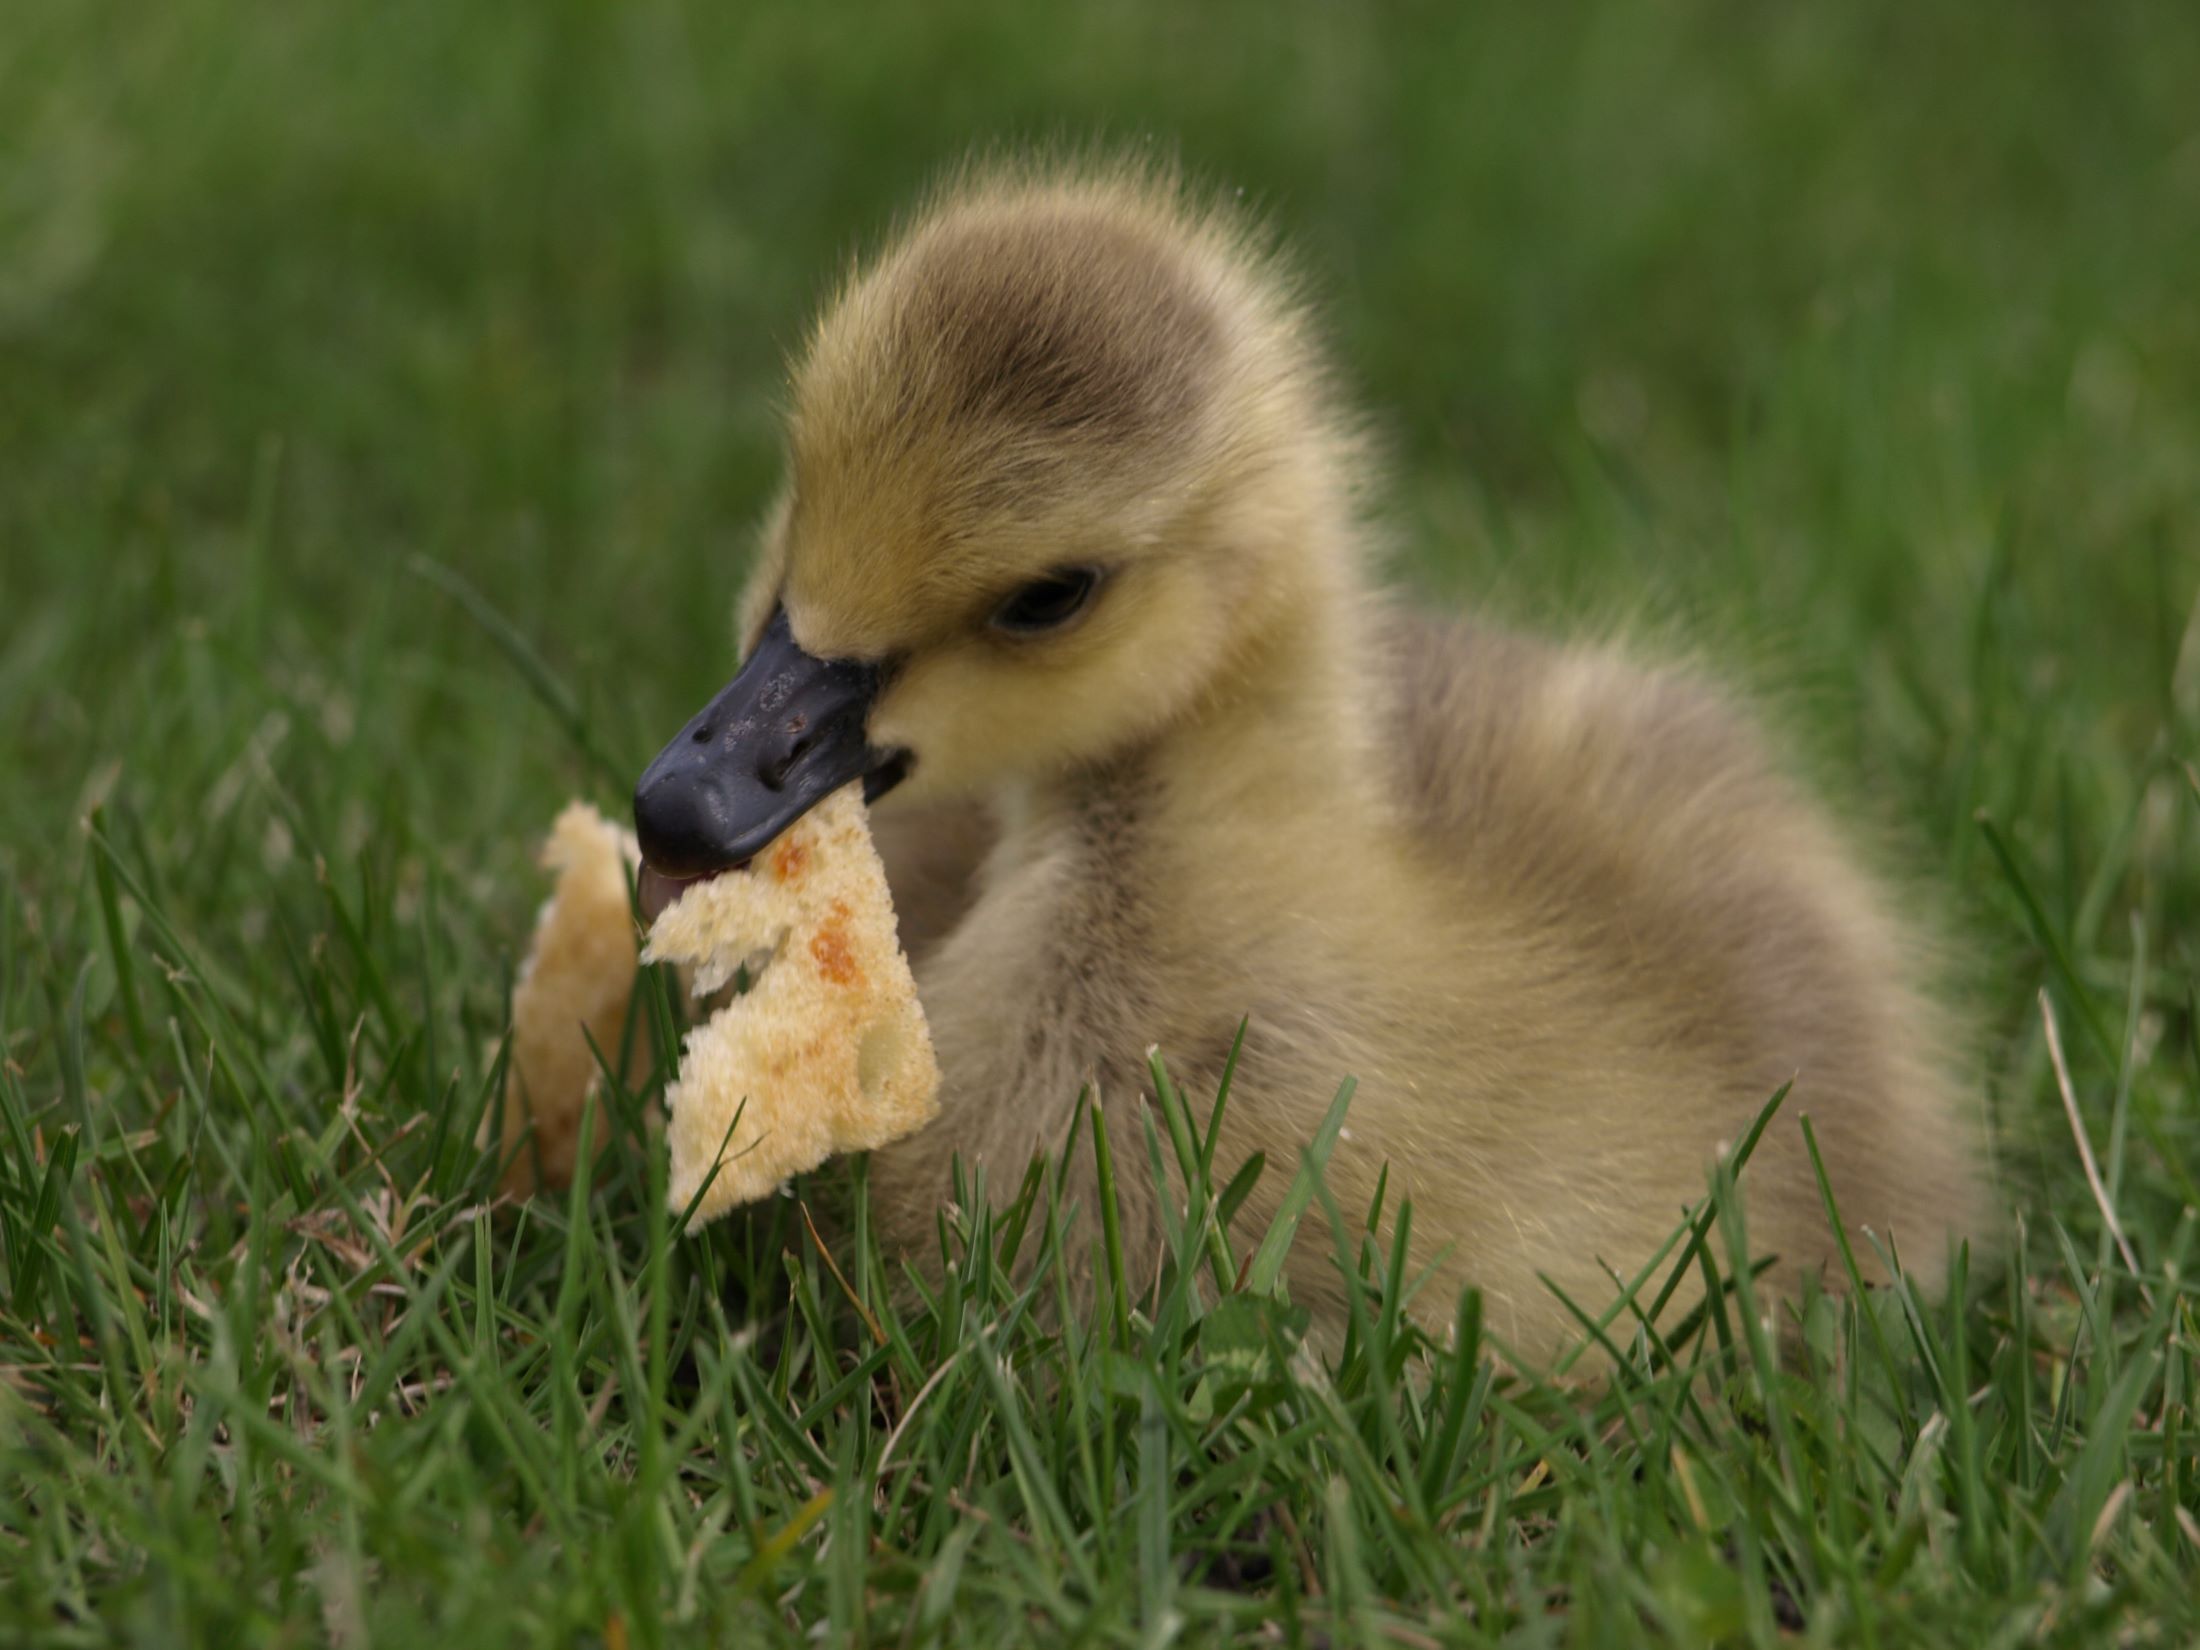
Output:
631,161,1989,1367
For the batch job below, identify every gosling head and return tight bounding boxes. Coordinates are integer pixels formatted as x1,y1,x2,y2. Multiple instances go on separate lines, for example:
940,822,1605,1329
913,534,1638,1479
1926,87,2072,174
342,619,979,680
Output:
634,165,1358,882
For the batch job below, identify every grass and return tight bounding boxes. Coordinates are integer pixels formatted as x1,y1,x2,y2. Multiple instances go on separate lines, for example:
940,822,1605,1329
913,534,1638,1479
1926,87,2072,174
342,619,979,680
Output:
4,0,2199,1642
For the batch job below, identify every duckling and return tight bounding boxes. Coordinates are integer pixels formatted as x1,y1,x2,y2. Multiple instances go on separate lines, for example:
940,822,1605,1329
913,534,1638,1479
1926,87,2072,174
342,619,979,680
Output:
631,160,1989,1366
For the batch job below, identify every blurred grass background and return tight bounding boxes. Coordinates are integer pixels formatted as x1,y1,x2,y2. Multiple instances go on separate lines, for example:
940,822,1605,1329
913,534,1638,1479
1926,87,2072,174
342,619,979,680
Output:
4,0,2200,1639
9,0,2199,1171
6,4,2195,800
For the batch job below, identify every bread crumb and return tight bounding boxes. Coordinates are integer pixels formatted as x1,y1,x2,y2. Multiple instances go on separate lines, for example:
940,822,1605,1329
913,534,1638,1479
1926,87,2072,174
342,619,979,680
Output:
643,786,941,1223
488,802,639,1197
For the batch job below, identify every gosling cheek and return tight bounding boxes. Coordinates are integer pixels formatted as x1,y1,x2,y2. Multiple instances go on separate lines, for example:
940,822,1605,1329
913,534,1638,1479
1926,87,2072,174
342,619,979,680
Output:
866,671,981,778
867,704,1032,800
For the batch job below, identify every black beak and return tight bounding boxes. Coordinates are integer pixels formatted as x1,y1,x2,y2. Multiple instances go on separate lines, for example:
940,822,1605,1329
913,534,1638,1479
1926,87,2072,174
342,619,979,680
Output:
633,608,908,878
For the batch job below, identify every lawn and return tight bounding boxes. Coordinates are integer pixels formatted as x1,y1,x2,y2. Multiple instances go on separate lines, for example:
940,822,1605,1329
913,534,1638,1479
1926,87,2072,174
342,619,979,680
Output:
3,0,2199,1642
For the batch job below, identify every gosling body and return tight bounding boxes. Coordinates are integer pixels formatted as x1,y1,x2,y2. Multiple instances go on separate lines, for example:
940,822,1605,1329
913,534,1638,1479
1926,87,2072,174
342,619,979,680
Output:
699,163,1986,1364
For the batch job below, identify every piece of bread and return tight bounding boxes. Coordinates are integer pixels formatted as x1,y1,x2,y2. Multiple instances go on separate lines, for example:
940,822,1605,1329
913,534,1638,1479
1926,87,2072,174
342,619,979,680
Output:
642,785,941,1225
489,802,640,1198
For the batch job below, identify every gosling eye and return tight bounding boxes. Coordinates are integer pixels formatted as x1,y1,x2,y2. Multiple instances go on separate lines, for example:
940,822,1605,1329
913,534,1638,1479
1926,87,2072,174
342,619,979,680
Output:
989,566,1104,636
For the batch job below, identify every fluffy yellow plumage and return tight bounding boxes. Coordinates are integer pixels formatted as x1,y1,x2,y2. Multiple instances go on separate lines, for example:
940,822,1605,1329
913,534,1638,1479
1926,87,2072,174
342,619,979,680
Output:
724,159,1990,1364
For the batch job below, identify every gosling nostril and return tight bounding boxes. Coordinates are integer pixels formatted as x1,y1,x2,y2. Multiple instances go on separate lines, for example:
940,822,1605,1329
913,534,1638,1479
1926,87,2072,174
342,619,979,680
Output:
632,608,888,874
757,730,818,793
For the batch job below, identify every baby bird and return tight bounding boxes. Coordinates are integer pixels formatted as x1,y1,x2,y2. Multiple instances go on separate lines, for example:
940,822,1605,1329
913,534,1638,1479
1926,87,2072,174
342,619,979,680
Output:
631,161,1989,1366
